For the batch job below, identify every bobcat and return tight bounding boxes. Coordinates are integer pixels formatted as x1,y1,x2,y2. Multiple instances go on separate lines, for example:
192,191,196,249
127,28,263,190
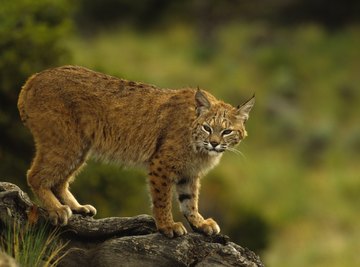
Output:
18,66,254,238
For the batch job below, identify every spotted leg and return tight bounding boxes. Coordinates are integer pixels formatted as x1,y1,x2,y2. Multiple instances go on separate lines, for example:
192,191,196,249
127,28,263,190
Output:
176,176,220,235
148,159,187,238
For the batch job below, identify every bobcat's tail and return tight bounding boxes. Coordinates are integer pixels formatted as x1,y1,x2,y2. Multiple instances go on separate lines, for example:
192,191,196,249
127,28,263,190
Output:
17,73,37,126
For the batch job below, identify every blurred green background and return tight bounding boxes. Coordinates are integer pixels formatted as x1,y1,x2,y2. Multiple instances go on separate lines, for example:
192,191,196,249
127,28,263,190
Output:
1,0,359,266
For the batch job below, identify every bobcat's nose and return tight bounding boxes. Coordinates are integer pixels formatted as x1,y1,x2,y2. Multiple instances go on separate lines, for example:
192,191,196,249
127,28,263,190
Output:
210,141,219,148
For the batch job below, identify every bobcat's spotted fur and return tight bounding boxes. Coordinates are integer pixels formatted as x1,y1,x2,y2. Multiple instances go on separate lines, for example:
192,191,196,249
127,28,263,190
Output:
18,66,254,237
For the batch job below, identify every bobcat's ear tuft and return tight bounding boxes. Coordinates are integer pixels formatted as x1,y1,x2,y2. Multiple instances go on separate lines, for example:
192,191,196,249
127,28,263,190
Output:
236,94,255,122
195,87,211,116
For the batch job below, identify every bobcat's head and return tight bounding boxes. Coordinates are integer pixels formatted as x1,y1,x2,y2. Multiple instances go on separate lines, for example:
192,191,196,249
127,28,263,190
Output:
192,89,255,156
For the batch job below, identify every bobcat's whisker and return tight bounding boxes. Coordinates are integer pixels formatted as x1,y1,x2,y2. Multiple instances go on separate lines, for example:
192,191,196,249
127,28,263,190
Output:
227,147,246,159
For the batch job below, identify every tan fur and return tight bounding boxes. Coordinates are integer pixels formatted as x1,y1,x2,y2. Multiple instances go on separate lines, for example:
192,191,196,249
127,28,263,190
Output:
18,65,254,237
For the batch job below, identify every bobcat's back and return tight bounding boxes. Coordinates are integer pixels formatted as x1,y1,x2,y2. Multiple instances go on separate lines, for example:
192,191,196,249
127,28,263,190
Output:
18,65,205,166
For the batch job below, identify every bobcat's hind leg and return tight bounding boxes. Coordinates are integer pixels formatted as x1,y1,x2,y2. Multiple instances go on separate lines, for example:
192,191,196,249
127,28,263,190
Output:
27,152,73,226
53,180,96,217
51,150,97,217
28,138,95,225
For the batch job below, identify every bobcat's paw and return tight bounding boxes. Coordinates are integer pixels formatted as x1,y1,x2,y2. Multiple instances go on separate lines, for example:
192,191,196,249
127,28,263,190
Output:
158,222,187,238
73,204,97,217
194,218,220,236
48,205,72,226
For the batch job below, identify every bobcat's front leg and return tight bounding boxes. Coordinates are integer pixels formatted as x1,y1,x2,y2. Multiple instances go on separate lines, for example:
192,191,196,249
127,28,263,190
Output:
148,162,187,238
176,176,220,235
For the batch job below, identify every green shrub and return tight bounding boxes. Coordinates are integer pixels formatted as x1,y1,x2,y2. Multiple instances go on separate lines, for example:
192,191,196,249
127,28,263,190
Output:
0,221,67,267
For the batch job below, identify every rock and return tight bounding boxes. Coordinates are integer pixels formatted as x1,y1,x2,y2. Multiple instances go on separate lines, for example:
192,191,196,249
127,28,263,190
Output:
0,252,19,267
0,182,264,267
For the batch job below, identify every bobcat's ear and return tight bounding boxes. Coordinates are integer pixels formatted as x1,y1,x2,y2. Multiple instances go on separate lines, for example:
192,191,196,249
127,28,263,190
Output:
195,87,211,116
236,94,255,122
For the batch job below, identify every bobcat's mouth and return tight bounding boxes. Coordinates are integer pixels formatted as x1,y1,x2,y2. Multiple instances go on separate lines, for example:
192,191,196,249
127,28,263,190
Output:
194,142,226,155
204,142,225,154
206,147,225,153
207,149,224,156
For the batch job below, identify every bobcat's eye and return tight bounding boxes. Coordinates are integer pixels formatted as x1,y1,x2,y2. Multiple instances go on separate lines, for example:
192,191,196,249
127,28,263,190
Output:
222,129,233,136
202,125,212,133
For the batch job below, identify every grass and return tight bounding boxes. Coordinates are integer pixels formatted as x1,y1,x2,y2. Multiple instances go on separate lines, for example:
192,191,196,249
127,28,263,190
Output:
0,221,68,267
64,22,360,267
